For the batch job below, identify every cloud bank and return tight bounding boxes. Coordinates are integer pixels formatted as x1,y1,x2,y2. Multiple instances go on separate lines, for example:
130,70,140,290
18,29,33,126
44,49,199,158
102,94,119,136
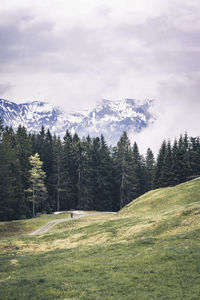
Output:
0,0,199,152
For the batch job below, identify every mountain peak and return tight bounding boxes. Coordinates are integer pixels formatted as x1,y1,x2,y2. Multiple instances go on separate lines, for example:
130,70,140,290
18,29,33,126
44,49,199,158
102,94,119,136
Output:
0,98,155,144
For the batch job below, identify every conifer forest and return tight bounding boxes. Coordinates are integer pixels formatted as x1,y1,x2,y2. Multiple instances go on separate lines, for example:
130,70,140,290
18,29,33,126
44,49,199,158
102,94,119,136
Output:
0,117,200,221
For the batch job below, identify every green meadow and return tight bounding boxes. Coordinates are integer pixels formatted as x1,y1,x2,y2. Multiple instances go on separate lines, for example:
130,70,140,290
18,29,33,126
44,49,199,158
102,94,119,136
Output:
1,179,200,299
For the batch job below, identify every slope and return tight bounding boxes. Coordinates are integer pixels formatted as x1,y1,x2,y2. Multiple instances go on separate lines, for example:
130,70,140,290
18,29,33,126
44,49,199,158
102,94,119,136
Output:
0,179,200,299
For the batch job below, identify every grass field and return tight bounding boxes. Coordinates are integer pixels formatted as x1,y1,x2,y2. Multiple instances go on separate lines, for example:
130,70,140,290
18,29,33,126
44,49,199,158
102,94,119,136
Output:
0,179,200,299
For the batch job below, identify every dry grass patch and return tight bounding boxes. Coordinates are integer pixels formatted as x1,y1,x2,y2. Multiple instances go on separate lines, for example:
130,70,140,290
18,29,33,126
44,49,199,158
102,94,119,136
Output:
117,223,154,240
10,259,19,265
51,232,111,250
54,214,117,232
0,276,11,283
13,232,111,253
161,215,200,237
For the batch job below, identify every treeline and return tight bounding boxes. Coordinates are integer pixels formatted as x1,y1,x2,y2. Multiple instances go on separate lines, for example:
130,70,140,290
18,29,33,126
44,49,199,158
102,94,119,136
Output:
0,117,200,221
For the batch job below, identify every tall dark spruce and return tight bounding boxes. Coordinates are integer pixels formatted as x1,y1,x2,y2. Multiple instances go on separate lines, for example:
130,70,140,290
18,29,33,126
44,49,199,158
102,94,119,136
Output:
43,129,55,212
160,141,174,187
145,148,155,191
0,126,24,220
113,132,139,209
60,130,75,210
189,137,200,177
91,135,113,211
153,140,167,188
53,135,62,212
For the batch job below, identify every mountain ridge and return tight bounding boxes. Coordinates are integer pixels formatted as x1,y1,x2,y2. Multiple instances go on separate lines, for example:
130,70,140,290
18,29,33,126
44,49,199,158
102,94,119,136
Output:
0,98,155,144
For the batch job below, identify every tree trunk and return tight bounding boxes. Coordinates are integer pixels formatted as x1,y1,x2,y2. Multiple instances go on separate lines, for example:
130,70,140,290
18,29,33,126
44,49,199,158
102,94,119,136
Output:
77,163,81,208
57,155,60,211
32,183,35,217
120,155,125,209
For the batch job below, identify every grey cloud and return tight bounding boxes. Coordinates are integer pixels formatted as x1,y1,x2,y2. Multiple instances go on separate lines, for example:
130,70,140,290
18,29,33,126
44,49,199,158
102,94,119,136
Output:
0,10,57,68
133,75,200,154
158,75,200,106
0,9,112,74
118,14,200,49
0,83,12,95
0,1,199,150
154,50,200,73
112,14,200,86
95,4,111,17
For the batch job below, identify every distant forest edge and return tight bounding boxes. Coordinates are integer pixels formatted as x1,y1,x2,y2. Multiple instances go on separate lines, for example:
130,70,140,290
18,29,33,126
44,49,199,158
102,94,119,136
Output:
0,117,199,221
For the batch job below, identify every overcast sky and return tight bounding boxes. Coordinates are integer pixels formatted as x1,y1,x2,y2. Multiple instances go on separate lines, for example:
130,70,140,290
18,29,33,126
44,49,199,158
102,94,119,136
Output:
0,0,199,152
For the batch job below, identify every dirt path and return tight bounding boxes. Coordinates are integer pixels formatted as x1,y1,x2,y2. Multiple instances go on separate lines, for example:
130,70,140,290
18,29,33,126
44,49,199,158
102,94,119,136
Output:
30,211,116,236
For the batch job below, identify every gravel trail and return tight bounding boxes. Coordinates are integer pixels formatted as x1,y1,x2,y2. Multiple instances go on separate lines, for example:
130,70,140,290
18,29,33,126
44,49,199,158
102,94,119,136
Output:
30,211,116,236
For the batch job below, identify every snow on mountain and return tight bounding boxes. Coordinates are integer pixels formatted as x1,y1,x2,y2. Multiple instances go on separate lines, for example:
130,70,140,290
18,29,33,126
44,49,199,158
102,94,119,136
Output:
0,98,155,144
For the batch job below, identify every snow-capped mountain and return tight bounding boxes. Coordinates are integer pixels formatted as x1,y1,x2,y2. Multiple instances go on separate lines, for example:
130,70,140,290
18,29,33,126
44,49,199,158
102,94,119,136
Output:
0,98,154,144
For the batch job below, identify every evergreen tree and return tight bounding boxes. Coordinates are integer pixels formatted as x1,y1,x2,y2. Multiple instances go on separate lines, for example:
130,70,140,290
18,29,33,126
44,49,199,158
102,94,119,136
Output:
197,137,200,175
172,135,191,184
153,140,167,188
160,141,174,187
0,117,4,141
53,135,62,211
72,133,83,209
60,130,75,209
43,129,55,212
15,125,32,216
189,137,200,176
171,138,179,185
37,125,46,162
90,137,101,210
90,135,113,211
96,135,113,211
145,148,155,191
0,129,21,220
30,132,38,154
113,132,138,209
78,135,93,210
132,142,144,195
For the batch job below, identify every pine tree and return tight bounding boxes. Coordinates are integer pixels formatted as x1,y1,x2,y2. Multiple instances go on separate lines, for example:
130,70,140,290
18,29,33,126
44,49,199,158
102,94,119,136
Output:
43,129,55,212
0,117,4,141
15,125,32,216
113,132,139,209
78,135,93,210
172,135,191,184
197,137,200,175
171,138,180,185
97,135,113,211
53,135,63,211
0,128,21,220
89,135,113,211
30,132,38,154
37,125,46,162
189,137,200,177
72,133,82,209
60,130,75,209
132,142,144,195
145,148,155,191
182,133,192,179
160,141,174,187
153,140,167,188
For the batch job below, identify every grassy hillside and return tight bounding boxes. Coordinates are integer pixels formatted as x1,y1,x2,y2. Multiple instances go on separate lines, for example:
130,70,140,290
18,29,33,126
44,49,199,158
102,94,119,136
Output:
0,212,71,238
0,179,200,299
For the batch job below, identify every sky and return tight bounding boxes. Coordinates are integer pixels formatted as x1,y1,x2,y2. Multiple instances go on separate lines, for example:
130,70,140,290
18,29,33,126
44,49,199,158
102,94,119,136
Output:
0,0,199,152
